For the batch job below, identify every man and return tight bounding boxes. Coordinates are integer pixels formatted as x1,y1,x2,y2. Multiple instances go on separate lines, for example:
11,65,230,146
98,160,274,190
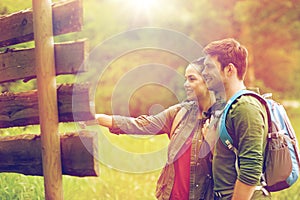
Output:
202,38,270,200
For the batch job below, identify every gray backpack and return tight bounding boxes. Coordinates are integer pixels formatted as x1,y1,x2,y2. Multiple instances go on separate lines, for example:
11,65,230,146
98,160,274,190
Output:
219,90,300,192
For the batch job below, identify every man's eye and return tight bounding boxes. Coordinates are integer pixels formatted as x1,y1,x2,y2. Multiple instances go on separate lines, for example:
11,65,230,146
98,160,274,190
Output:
207,64,214,69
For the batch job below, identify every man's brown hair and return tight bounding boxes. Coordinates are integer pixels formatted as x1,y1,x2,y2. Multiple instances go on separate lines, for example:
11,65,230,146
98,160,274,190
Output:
203,38,248,80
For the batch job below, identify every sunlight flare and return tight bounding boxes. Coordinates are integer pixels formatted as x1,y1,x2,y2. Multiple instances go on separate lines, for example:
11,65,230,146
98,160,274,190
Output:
130,0,158,11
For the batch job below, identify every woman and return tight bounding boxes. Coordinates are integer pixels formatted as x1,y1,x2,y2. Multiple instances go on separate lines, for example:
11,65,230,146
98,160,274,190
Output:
82,58,221,200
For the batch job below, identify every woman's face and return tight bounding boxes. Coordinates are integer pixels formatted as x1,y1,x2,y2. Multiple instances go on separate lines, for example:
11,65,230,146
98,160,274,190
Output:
184,64,209,101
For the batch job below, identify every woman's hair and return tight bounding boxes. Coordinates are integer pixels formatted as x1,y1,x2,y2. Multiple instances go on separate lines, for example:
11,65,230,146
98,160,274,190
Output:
190,56,205,74
203,38,248,80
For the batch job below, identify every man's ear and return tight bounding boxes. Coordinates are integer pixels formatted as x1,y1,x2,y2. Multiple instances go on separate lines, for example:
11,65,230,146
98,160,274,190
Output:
224,63,236,77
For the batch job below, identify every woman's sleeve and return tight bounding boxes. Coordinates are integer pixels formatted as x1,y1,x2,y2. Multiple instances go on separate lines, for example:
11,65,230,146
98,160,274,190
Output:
109,104,181,136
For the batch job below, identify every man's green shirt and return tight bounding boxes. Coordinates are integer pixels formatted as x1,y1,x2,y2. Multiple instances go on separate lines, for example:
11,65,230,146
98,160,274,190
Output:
213,95,268,193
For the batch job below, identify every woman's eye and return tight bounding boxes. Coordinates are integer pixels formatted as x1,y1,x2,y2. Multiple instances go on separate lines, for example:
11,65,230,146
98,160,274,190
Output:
185,75,197,82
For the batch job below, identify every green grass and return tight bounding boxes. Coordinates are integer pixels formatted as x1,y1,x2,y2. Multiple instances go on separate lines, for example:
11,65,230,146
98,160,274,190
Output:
0,125,167,200
0,107,300,199
0,168,160,200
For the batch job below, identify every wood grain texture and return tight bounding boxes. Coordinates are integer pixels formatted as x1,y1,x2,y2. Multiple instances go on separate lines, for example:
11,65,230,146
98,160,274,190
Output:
0,0,83,48
33,0,63,198
0,83,94,128
0,40,87,83
0,131,99,177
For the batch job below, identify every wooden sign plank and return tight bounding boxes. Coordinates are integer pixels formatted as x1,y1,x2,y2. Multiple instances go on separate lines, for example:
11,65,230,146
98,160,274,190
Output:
0,131,99,177
0,83,94,128
0,40,87,84
0,0,83,48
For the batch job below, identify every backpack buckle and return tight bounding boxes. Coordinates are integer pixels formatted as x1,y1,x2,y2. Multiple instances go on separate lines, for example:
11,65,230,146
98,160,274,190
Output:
225,139,233,150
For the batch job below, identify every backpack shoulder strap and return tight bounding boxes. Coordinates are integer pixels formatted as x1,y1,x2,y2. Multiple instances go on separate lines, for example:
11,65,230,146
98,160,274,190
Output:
219,89,265,176
219,90,272,147
219,89,260,148
170,107,188,138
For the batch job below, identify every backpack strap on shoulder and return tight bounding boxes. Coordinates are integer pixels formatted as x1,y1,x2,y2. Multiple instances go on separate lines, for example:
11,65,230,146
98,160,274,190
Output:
219,89,274,181
219,89,272,148
219,89,268,175
219,90,256,148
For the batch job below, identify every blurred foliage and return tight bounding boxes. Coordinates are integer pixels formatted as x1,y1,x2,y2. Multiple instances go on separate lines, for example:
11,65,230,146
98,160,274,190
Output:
0,0,299,117
95,49,187,115
0,1,300,199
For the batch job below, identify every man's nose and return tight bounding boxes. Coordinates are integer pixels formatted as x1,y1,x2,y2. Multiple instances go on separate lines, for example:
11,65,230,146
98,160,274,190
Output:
184,81,189,88
202,68,207,76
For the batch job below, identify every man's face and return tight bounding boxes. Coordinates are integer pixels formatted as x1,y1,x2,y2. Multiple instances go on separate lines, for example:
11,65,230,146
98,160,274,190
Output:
184,64,208,101
202,55,225,93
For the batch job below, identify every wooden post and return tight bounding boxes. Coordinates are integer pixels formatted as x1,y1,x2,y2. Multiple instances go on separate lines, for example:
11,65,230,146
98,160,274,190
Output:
32,0,63,199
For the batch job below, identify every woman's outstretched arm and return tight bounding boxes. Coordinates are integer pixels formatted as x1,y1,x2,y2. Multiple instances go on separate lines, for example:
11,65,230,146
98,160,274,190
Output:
80,114,112,128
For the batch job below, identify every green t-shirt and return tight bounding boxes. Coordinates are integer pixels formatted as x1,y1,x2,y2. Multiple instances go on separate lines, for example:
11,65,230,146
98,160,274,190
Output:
213,95,268,193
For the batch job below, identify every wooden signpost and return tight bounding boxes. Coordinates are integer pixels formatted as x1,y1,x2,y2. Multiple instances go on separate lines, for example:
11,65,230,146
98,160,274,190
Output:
0,0,98,199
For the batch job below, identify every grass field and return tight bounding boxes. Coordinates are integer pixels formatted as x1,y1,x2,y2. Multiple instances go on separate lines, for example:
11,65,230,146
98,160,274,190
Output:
0,106,299,200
